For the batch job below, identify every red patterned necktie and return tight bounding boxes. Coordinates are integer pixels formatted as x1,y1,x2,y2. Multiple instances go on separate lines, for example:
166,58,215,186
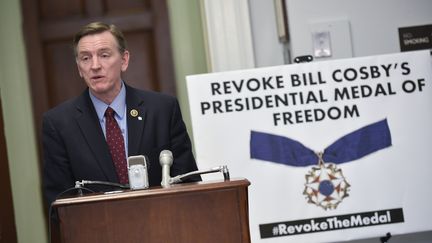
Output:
105,107,129,184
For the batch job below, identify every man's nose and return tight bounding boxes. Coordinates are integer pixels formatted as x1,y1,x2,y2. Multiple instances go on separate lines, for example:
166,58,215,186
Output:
91,56,101,69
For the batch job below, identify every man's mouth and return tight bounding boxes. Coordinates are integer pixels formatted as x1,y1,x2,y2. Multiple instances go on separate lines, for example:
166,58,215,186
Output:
91,75,104,81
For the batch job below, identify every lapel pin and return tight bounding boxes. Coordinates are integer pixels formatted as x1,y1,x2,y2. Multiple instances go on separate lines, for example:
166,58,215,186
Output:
130,109,138,117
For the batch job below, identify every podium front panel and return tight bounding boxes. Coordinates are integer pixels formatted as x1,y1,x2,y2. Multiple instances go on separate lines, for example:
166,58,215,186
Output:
53,179,250,243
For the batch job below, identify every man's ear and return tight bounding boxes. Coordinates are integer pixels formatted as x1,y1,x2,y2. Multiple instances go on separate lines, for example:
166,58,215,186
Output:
121,50,130,72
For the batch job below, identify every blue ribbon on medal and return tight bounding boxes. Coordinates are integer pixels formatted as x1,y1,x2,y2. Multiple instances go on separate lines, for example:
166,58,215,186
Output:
250,119,392,209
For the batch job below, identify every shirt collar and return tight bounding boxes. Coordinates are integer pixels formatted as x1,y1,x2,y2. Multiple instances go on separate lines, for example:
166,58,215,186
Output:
89,81,126,121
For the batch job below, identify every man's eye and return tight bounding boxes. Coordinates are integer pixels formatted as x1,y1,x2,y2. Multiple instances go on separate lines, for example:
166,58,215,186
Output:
80,56,89,61
101,53,110,58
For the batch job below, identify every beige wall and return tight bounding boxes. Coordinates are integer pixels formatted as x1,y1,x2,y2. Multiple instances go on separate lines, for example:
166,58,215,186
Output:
0,0,207,242
167,0,208,142
0,1,48,243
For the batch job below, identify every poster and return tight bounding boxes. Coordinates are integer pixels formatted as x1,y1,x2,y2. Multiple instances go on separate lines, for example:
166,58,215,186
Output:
186,50,432,242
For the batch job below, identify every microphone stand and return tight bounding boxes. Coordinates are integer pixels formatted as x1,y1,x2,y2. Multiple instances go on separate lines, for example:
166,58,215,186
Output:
75,180,129,196
169,165,230,184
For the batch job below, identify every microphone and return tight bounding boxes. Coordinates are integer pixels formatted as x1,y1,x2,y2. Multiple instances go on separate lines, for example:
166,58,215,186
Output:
169,165,230,184
159,150,173,188
127,155,149,190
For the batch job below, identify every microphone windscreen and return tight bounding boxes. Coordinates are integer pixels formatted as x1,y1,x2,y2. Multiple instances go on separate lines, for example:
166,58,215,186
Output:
159,150,173,166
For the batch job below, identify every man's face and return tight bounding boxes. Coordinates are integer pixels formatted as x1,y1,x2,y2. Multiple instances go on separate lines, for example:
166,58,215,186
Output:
76,31,129,100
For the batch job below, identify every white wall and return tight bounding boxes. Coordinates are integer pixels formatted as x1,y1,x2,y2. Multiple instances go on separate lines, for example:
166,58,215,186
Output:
246,0,432,65
286,0,432,62
248,0,286,67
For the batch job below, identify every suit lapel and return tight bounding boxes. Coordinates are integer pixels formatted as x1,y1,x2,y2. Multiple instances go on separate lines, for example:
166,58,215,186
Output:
126,85,147,156
74,91,118,182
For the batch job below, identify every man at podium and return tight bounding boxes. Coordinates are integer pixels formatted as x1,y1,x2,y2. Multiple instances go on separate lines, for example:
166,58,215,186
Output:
42,22,200,207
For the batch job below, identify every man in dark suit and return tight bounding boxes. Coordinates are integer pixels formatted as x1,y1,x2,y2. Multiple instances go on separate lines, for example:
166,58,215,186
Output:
43,22,200,207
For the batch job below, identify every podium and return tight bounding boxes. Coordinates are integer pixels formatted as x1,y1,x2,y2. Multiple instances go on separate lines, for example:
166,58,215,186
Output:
51,178,251,243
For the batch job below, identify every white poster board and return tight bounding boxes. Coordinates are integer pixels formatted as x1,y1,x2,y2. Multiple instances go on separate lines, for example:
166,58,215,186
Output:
186,50,432,242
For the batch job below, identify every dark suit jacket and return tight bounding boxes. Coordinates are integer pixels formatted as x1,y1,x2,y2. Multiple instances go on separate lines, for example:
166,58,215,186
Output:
42,84,199,206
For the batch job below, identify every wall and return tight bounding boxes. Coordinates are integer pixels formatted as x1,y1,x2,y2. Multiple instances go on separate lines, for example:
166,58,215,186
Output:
286,0,432,61
0,1,48,243
167,0,208,142
249,0,286,67
250,0,432,65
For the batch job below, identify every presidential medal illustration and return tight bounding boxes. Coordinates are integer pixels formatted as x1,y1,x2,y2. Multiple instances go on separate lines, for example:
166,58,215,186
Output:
303,153,350,210
250,119,392,210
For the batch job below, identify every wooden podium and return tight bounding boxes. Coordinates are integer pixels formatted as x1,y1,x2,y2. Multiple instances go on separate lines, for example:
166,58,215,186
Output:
51,178,251,243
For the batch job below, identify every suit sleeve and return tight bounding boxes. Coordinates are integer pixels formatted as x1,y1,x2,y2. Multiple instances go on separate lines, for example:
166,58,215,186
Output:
42,114,75,208
168,99,201,181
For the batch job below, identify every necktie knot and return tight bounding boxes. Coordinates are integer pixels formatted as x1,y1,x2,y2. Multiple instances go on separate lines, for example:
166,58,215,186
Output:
105,107,115,118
